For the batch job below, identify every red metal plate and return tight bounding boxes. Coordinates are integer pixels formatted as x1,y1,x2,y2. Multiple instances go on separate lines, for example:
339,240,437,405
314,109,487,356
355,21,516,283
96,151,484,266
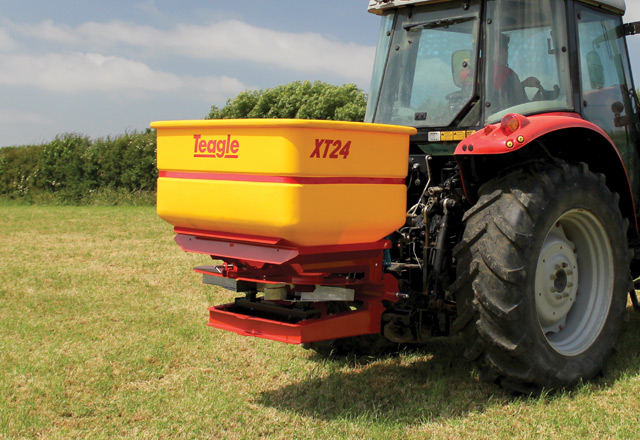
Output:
207,301,384,344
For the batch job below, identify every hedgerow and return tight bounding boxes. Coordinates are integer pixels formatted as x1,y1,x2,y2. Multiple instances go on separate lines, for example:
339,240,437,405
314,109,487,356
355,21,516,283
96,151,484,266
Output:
0,130,157,205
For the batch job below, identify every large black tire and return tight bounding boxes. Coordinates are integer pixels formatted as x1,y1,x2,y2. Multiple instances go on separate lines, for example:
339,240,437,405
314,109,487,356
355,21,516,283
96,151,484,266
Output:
453,162,630,393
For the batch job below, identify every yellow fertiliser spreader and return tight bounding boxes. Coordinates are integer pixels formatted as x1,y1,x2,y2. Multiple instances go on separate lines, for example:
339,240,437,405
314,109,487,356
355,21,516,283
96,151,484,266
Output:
154,118,415,344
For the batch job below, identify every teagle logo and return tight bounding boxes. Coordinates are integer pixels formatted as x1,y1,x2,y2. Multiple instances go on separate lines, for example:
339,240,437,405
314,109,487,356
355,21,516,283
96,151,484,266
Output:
193,134,239,158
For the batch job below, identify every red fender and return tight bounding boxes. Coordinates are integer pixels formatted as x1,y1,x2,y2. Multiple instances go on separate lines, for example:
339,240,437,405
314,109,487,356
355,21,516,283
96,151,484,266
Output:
455,112,617,155
454,112,637,231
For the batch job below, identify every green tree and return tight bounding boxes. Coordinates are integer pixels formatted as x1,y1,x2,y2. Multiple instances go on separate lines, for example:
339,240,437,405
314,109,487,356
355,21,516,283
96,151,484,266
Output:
206,81,367,121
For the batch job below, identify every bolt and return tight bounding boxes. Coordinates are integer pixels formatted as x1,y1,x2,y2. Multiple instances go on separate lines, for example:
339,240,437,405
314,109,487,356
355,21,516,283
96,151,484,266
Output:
550,287,558,293
567,283,573,288
562,262,568,268
562,292,570,298
555,294,563,300
550,274,557,280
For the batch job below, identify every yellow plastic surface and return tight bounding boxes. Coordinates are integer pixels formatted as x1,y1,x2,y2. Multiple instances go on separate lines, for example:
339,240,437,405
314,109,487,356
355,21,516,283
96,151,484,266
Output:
153,119,416,247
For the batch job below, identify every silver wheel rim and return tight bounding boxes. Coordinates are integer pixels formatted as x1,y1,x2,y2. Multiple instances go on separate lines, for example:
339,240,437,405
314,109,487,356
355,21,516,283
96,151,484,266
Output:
534,209,614,356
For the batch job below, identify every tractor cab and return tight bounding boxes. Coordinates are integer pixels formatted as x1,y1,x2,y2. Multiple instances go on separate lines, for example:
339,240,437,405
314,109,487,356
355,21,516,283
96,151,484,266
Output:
366,0,636,155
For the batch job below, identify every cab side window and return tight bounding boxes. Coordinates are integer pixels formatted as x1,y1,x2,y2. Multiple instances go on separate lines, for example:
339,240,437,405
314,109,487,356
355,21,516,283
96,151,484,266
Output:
577,6,633,146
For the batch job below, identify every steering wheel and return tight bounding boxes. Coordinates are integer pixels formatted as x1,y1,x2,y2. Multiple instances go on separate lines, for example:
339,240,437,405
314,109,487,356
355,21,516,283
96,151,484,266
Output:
521,76,545,101
531,83,546,101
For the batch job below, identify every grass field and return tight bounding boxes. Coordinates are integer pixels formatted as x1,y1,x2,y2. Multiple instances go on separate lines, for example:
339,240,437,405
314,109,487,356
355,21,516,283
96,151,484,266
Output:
2,204,640,439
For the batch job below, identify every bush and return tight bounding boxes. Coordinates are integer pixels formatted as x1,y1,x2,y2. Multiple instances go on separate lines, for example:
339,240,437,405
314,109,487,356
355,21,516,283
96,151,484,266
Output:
93,131,157,192
0,130,157,205
207,81,367,121
0,144,45,199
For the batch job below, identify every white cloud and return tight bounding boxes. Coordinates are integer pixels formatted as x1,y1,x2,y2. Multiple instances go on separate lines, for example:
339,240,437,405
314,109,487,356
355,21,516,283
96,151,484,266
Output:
0,52,248,99
10,18,375,83
0,108,53,126
11,19,77,44
0,28,16,50
626,4,640,21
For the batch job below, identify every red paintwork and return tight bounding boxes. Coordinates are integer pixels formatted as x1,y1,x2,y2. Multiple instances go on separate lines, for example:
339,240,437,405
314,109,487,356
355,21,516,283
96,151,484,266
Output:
176,232,392,285
454,112,637,230
174,226,282,245
208,296,385,344
454,112,617,156
176,228,398,343
159,170,405,185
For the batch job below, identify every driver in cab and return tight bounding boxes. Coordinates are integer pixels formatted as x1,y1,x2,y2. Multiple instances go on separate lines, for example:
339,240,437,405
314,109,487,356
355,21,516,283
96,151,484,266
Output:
492,33,541,109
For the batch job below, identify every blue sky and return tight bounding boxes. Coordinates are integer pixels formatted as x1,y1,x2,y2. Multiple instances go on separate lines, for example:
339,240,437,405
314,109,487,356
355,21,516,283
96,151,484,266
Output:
1,1,640,147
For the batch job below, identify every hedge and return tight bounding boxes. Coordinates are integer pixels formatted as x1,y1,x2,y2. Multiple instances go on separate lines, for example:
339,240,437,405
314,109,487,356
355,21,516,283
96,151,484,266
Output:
0,130,157,204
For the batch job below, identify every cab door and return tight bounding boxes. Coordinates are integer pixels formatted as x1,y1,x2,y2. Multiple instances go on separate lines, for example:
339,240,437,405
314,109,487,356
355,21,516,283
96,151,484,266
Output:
575,3,640,202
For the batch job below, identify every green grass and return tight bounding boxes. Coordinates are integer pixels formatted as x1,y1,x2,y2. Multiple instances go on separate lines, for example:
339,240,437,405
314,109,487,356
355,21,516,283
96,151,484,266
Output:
0,188,156,207
2,204,640,439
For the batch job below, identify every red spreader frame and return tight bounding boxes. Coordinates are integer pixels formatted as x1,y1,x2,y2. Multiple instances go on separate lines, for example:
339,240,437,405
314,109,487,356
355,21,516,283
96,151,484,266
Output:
174,227,400,344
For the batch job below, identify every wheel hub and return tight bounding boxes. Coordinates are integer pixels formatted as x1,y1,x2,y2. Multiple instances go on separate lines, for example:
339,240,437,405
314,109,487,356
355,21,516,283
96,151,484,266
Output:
535,223,578,334
534,209,614,356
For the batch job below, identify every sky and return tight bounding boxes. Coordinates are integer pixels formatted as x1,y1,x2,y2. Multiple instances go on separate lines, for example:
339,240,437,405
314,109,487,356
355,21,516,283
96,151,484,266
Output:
1,0,640,147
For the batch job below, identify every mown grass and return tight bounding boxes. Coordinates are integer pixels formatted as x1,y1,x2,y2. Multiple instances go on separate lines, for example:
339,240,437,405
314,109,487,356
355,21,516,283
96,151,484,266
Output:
2,204,640,439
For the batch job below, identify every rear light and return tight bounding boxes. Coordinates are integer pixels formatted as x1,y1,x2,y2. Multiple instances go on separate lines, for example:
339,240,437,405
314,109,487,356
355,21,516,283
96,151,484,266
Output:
501,114,520,135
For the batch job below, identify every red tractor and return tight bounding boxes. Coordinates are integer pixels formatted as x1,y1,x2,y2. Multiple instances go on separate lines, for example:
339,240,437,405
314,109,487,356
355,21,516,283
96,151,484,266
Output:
154,0,640,393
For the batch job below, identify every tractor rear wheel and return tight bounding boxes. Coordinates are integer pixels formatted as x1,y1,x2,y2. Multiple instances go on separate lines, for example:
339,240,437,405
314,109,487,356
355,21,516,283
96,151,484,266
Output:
453,162,629,393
